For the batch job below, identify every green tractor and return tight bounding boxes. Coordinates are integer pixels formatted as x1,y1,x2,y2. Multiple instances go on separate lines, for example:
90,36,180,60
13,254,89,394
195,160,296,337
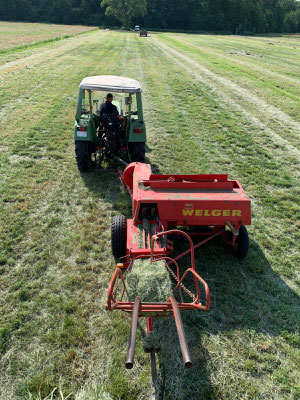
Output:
74,75,146,172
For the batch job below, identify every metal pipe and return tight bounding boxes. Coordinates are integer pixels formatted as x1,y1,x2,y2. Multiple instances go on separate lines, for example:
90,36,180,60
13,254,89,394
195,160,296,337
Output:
150,235,158,263
172,228,225,263
125,296,141,369
112,154,128,167
88,90,93,118
147,317,153,335
169,296,192,368
150,349,158,390
150,230,195,269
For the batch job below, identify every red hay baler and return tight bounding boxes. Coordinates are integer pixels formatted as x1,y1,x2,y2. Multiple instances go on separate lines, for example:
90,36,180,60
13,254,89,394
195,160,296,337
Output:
107,162,251,396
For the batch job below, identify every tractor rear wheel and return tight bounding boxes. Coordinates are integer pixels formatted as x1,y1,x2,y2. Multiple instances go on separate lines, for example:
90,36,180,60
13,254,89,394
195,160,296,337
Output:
75,141,92,172
234,225,249,259
132,142,145,162
111,215,127,260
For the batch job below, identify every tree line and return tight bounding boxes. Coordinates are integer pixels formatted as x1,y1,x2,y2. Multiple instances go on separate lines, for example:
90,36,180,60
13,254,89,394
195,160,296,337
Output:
1,0,299,33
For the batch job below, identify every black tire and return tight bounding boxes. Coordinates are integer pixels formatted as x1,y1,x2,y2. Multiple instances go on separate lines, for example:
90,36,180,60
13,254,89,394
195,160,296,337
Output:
132,142,145,162
75,141,92,172
234,225,249,259
111,215,127,260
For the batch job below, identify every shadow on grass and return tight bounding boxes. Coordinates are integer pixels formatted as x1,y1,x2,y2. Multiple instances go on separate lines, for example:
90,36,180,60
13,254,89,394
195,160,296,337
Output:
79,146,153,216
80,163,132,216
80,160,299,400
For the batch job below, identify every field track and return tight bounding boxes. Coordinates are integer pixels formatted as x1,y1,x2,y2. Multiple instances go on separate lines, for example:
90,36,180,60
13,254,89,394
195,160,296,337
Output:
0,26,299,400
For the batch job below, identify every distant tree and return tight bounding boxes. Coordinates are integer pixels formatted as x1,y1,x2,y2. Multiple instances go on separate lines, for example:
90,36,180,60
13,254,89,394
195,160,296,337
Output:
101,0,147,28
284,8,300,31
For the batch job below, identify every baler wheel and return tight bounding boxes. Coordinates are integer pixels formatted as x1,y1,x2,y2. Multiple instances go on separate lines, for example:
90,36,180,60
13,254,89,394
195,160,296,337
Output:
75,141,92,172
111,215,127,260
234,225,249,259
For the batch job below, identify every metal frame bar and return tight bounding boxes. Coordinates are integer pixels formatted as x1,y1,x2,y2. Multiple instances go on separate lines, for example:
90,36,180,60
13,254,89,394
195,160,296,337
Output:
172,228,225,263
106,261,210,314
169,296,192,368
125,296,141,369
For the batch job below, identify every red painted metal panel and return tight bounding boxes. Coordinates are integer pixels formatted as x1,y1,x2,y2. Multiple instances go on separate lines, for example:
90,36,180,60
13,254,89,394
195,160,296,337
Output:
126,219,167,258
155,199,251,227
121,162,251,228
149,174,228,181
147,180,234,190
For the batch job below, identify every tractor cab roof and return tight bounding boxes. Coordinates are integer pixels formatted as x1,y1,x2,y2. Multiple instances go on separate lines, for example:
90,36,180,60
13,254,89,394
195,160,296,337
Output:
79,75,142,93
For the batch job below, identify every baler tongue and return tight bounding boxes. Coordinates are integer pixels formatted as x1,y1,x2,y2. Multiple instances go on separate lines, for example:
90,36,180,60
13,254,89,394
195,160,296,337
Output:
125,295,192,370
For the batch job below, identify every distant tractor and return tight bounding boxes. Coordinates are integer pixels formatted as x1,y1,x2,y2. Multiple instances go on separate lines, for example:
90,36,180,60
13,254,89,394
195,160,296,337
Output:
140,31,148,37
74,75,146,172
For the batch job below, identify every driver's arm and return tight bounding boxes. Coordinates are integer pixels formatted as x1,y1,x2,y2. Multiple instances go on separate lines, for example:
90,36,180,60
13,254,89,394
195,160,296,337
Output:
113,104,123,120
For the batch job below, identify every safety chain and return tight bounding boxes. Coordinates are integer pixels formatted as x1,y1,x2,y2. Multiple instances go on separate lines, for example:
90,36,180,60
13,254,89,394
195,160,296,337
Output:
164,263,197,303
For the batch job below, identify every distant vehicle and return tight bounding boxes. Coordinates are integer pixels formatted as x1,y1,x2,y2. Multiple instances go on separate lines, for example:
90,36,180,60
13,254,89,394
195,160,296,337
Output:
134,25,140,32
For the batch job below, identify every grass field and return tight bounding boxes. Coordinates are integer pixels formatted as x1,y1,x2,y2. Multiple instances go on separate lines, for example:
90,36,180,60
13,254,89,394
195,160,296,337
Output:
0,23,299,400
0,22,96,52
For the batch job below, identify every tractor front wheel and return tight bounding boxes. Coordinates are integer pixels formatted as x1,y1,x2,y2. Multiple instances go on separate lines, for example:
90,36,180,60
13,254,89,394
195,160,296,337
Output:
234,225,249,259
111,215,127,260
75,141,92,172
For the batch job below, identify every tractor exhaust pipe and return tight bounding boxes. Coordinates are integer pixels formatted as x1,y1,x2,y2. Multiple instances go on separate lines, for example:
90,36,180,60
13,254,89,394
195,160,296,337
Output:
169,296,192,368
125,296,141,369
112,154,128,167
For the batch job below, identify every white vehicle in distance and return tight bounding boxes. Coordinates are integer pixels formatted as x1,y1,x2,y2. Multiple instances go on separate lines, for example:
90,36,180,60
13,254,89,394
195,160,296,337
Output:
134,25,140,32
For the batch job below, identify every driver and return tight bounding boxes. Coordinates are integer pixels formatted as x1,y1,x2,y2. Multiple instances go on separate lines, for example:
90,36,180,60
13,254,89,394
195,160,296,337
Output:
99,93,122,121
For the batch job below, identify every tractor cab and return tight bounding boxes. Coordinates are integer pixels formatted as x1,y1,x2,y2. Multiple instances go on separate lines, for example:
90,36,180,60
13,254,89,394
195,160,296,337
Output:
74,75,146,172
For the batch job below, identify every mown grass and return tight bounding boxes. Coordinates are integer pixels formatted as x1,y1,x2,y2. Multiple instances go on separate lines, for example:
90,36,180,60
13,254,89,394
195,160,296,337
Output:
0,28,299,400
155,34,300,146
0,22,96,51
0,31,98,56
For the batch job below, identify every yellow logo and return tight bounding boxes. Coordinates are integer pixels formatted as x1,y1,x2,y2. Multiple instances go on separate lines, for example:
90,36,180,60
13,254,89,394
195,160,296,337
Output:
182,209,241,217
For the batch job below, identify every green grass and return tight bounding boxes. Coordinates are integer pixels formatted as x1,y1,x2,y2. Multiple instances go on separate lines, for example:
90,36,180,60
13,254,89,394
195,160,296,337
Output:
0,26,299,400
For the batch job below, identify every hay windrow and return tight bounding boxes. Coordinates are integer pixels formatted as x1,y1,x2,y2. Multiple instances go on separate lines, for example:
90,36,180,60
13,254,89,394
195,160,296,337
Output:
125,258,173,303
